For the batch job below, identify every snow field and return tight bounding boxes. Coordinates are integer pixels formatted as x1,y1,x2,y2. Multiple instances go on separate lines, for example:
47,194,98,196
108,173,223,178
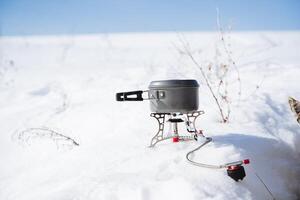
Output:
0,32,299,199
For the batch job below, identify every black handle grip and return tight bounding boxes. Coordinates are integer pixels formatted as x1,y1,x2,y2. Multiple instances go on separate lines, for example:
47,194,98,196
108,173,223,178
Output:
116,90,144,101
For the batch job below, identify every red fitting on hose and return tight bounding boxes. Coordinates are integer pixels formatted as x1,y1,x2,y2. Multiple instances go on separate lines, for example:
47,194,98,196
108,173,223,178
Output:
243,159,250,164
173,137,179,142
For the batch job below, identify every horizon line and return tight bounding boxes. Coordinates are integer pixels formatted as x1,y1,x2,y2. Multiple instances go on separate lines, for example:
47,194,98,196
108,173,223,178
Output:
1,29,300,38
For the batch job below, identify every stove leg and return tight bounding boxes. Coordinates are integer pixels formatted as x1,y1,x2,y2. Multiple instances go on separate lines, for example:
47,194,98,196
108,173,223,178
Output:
149,113,167,147
186,111,205,134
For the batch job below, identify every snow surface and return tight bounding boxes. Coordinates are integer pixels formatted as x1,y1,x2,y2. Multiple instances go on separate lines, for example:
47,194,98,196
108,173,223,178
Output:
0,32,299,200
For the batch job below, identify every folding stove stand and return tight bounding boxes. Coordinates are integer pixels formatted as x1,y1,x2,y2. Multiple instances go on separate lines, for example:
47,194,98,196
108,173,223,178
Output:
149,111,204,147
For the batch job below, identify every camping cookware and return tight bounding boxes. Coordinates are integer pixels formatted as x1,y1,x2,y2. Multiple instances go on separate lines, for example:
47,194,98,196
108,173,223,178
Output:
116,79,199,113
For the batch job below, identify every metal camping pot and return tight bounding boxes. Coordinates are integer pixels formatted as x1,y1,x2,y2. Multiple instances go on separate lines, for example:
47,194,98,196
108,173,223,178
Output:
116,79,199,113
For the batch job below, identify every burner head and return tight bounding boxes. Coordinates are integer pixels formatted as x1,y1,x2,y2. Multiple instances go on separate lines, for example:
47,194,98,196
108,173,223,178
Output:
167,118,184,123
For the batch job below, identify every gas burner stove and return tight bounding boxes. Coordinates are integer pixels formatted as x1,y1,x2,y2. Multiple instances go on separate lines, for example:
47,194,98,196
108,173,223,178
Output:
116,79,250,182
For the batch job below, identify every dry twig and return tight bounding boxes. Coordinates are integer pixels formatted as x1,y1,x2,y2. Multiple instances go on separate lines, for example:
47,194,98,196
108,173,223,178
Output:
17,127,79,149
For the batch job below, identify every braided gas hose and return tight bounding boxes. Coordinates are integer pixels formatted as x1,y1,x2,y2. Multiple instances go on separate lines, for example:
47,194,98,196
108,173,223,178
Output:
186,136,247,169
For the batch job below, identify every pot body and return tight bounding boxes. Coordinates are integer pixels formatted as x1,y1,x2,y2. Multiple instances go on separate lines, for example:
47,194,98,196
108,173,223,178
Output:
148,79,199,113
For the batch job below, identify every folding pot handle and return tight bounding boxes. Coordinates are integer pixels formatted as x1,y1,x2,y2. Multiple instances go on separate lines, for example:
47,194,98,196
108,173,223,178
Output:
116,90,144,101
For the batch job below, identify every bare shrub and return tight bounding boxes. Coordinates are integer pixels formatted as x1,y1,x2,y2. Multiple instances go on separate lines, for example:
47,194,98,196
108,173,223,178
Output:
173,10,256,123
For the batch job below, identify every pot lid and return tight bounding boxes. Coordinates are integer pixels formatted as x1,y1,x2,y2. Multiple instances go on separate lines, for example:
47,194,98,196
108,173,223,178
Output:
149,79,199,89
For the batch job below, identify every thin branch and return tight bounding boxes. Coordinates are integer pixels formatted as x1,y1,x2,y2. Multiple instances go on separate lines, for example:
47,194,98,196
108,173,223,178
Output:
178,34,227,122
216,8,242,102
254,171,276,200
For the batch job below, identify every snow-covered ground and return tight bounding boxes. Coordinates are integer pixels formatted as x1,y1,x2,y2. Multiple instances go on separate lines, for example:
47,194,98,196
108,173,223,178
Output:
0,32,299,200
